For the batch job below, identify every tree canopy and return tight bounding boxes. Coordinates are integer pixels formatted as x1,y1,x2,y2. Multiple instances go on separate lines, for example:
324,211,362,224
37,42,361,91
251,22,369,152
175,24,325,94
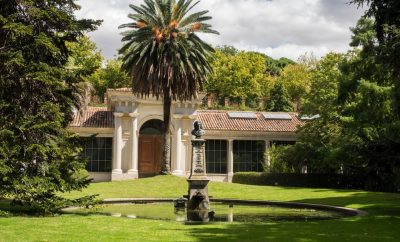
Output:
66,36,103,78
206,49,267,100
269,13,400,191
0,0,101,212
87,59,130,102
265,82,293,112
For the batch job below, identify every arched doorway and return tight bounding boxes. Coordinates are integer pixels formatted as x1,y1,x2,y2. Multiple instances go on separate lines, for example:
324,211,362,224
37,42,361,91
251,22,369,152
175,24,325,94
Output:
138,119,164,177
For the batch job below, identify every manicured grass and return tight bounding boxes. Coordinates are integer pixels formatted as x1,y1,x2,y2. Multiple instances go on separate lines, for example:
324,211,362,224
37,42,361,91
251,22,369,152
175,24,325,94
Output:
1,175,400,241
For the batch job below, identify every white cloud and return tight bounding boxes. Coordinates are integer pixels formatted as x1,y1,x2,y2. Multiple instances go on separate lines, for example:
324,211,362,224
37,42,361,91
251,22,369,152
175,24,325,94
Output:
76,0,364,60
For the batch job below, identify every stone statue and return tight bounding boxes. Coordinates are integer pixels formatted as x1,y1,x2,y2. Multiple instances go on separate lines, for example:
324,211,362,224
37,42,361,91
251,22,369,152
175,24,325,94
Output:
191,120,205,139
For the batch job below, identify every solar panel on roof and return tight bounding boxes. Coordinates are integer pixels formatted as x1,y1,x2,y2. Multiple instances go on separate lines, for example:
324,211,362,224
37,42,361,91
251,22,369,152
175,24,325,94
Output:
262,113,292,120
300,114,320,120
227,112,257,119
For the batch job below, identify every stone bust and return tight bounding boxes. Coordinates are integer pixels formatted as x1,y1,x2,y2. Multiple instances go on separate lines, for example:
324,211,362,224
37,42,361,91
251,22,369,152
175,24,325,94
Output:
191,120,205,138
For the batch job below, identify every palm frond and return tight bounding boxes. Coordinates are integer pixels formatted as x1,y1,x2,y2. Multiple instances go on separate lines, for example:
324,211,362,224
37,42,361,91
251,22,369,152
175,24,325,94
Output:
119,0,218,100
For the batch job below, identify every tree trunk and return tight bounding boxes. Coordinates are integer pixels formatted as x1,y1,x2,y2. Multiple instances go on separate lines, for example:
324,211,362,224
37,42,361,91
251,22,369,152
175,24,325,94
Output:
161,87,172,174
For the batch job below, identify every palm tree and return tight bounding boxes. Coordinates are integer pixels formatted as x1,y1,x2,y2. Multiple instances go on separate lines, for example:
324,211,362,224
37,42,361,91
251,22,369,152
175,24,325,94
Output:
119,0,218,174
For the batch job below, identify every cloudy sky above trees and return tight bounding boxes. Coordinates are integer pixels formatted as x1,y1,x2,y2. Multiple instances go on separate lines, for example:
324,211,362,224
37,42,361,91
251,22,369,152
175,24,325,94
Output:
76,0,365,61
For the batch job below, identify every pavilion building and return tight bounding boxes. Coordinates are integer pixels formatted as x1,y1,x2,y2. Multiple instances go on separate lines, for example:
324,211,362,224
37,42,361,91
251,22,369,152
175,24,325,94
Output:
69,88,303,182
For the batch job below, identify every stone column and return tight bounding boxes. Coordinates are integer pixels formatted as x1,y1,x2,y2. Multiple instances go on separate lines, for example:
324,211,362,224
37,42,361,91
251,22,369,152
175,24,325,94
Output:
182,137,190,176
172,119,183,175
264,140,271,170
112,113,124,178
128,113,139,178
227,139,234,182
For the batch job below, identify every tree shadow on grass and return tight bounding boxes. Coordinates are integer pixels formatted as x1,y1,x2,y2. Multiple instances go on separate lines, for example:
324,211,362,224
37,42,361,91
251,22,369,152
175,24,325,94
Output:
181,216,400,242
180,192,400,242
292,192,400,216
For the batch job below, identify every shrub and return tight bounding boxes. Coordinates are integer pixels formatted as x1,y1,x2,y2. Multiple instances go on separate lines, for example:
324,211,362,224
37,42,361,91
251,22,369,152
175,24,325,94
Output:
267,145,296,173
233,172,366,190
0,210,10,217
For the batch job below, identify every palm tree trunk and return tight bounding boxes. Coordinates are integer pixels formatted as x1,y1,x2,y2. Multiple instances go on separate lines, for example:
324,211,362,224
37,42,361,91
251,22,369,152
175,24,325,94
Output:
161,87,172,174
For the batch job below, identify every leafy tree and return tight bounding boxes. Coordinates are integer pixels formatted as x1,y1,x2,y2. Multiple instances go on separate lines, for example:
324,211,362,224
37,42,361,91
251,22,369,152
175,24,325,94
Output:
265,82,293,112
0,0,101,212
277,62,312,111
302,53,345,116
66,36,103,108
206,50,267,104
66,36,103,78
119,0,218,174
267,53,348,174
87,59,130,102
351,0,400,113
271,16,400,191
294,53,346,173
337,16,400,190
267,145,296,173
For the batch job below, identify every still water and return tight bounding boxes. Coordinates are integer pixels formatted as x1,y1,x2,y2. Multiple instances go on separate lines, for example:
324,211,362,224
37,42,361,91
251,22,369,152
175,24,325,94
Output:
67,202,343,223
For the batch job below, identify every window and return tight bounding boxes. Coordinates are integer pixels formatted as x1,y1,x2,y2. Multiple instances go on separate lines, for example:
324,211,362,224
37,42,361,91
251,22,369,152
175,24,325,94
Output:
205,139,227,174
82,137,112,172
233,140,265,172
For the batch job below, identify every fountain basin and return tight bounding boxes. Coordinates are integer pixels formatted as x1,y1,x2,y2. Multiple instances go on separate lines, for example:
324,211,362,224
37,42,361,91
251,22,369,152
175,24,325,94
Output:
62,198,367,223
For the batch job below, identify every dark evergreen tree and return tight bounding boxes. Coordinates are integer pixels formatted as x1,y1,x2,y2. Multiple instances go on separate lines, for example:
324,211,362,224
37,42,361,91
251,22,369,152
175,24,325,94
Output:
266,83,293,112
337,16,400,191
265,56,295,76
351,0,400,113
0,0,101,213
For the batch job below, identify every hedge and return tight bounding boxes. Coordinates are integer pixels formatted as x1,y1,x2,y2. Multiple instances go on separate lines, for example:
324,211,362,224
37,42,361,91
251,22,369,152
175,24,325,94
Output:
232,172,399,192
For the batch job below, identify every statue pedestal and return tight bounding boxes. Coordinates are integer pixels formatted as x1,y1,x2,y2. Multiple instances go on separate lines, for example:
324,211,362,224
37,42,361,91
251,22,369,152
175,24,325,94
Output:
187,179,210,210
189,139,207,179
187,139,210,210
186,122,211,222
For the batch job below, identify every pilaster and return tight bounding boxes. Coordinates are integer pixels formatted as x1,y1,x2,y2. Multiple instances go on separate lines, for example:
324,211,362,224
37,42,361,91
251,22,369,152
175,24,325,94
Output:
172,118,184,176
227,139,234,182
127,113,140,179
264,140,271,169
112,112,124,180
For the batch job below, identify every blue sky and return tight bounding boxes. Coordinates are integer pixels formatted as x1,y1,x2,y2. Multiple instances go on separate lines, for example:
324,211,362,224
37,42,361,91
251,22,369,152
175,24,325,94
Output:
76,0,365,61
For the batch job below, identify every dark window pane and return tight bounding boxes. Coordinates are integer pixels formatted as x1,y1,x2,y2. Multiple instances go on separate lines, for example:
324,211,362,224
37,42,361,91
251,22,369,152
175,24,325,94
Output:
221,141,227,150
221,152,227,164
106,138,113,147
106,149,112,160
221,163,227,173
105,160,112,172
233,140,265,172
215,140,221,150
96,138,106,149
205,139,227,174
99,149,106,160
81,137,113,172
209,140,215,150
233,141,238,150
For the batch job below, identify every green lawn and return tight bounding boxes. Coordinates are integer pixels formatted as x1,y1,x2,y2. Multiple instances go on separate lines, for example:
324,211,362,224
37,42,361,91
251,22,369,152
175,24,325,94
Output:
1,175,400,241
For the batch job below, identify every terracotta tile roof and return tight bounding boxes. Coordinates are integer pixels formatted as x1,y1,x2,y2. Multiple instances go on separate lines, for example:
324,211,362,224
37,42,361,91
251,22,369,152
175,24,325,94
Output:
70,108,303,132
70,107,114,128
198,110,303,132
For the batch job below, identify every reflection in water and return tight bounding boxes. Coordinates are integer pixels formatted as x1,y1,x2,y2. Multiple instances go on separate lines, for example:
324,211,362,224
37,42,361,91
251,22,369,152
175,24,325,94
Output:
174,207,186,222
227,209,233,222
187,209,210,222
67,202,343,223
